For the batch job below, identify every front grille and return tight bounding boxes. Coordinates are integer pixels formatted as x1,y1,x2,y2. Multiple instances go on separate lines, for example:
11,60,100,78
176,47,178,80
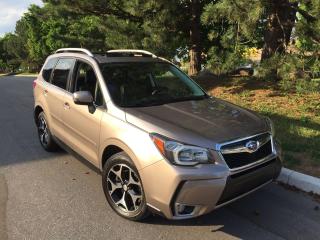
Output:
220,133,273,169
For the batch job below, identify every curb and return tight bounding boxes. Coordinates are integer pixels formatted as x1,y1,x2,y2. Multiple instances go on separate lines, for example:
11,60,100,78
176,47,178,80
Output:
277,168,320,195
14,74,38,77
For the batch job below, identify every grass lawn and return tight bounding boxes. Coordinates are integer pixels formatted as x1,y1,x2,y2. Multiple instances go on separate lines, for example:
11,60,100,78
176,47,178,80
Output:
195,74,320,177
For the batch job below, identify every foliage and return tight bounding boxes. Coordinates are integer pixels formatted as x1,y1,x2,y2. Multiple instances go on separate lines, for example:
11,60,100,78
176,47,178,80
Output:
44,0,189,59
201,0,265,73
0,0,319,92
256,53,320,93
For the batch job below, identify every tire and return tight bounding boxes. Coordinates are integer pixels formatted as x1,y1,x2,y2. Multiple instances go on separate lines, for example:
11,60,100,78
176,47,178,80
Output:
102,152,150,221
37,112,59,152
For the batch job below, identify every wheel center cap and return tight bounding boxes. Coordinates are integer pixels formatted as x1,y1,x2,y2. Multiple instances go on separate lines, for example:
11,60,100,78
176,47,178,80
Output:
123,184,128,192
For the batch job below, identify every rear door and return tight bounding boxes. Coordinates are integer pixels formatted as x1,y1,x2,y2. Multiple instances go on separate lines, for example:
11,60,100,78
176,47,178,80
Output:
46,58,75,138
61,59,104,166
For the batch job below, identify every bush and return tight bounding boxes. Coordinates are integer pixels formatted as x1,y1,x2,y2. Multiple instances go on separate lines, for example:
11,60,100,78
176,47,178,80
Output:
256,53,320,93
206,47,247,75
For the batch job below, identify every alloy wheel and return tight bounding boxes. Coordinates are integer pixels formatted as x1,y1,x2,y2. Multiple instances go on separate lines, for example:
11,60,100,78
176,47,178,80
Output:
106,164,143,213
38,115,49,147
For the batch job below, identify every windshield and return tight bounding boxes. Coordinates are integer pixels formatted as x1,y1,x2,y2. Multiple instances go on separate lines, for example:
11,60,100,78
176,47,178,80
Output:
100,62,207,107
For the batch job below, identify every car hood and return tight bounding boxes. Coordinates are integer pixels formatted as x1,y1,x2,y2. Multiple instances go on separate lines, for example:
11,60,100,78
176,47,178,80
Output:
124,97,269,149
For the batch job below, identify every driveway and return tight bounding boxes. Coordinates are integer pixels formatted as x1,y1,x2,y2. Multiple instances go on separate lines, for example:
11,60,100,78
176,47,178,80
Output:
0,76,319,240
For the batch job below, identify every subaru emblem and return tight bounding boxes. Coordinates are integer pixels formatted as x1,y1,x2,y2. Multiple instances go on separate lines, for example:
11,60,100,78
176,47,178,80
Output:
245,140,260,153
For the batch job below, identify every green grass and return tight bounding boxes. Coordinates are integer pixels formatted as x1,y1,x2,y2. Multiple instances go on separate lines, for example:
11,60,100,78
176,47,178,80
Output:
195,75,320,177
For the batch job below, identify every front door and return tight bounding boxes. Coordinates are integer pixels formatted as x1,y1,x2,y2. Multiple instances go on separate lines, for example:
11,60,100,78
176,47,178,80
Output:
62,60,104,166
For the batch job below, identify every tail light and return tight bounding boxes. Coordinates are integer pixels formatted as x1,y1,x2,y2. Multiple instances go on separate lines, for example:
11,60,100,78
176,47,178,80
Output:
33,80,37,89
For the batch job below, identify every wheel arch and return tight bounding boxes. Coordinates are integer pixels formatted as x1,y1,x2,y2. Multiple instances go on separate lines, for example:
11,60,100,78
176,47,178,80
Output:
34,105,44,125
100,139,141,171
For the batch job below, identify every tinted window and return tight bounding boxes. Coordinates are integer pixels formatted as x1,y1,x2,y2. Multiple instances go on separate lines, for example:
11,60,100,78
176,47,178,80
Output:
73,61,103,106
51,58,74,90
100,62,206,107
42,58,57,81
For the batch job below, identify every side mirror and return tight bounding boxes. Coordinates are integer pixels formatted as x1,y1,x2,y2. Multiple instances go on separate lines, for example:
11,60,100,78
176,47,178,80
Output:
73,91,93,105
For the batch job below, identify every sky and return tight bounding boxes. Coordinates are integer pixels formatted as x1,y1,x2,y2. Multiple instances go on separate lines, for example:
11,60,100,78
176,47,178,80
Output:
0,0,43,37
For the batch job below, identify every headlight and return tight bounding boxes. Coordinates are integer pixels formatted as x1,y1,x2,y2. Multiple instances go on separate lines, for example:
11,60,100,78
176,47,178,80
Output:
265,117,275,136
150,134,214,166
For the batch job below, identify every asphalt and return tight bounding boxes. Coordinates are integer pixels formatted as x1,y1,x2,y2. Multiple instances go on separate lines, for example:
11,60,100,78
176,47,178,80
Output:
0,76,320,240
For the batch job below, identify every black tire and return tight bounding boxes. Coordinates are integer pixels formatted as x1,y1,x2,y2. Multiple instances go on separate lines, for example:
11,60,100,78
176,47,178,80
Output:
102,152,150,221
37,112,59,152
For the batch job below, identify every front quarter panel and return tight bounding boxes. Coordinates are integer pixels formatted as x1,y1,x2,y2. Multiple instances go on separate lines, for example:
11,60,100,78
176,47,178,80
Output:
99,105,164,171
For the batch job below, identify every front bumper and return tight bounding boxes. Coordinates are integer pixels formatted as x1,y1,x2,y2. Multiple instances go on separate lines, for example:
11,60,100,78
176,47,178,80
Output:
140,155,281,219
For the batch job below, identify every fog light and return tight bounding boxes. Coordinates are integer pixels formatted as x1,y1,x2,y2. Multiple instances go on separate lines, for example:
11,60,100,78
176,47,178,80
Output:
175,203,196,215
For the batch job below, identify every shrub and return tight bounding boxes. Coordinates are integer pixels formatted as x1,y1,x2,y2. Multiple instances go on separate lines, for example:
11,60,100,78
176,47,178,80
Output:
256,53,320,93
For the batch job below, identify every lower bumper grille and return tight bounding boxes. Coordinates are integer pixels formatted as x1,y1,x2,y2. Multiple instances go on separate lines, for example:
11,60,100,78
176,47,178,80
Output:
217,158,281,206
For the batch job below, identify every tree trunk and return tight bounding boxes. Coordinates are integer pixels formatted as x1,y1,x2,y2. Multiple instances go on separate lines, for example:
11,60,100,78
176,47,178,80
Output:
188,0,201,76
261,0,297,61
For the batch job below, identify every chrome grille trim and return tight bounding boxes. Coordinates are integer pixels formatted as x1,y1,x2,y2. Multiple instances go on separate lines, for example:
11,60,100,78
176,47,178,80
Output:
216,132,271,151
220,134,271,154
216,132,277,173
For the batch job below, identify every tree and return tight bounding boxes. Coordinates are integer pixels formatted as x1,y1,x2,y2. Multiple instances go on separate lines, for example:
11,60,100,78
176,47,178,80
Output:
189,0,202,75
44,0,214,75
0,33,24,72
1,0,319,80
261,0,297,61
0,37,8,72
16,3,110,69
201,0,264,73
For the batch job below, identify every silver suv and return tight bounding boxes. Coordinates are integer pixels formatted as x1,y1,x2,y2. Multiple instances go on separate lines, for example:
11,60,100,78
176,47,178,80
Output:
33,48,282,221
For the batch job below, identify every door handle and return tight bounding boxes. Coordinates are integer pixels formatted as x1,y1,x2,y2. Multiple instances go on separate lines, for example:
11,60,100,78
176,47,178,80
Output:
64,102,70,109
44,89,48,96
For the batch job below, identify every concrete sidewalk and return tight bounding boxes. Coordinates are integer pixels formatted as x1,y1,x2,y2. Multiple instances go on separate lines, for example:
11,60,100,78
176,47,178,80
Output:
0,174,8,240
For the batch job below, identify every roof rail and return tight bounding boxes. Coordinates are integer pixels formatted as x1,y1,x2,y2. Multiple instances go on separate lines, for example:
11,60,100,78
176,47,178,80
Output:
107,49,157,57
55,48,94,57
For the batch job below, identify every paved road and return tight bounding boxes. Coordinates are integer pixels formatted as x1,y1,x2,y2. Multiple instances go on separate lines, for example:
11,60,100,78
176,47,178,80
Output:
0,76,319,240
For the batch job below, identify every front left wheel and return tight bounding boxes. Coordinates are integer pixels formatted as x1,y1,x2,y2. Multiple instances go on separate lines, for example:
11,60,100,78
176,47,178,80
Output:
102,152,150,221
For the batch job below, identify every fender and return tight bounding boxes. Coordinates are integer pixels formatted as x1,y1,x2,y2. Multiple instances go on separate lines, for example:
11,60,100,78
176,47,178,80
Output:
99,138,141,171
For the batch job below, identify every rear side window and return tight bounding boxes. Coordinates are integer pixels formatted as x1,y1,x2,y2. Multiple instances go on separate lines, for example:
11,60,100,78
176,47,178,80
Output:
42,58,57,82
51,58,74,90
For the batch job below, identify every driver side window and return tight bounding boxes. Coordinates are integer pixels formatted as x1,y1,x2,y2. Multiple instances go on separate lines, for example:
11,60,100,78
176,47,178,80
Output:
73,61,103,106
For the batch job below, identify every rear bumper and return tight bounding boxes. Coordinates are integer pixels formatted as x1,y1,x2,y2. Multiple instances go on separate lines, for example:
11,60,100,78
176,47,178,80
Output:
141,157,281,220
